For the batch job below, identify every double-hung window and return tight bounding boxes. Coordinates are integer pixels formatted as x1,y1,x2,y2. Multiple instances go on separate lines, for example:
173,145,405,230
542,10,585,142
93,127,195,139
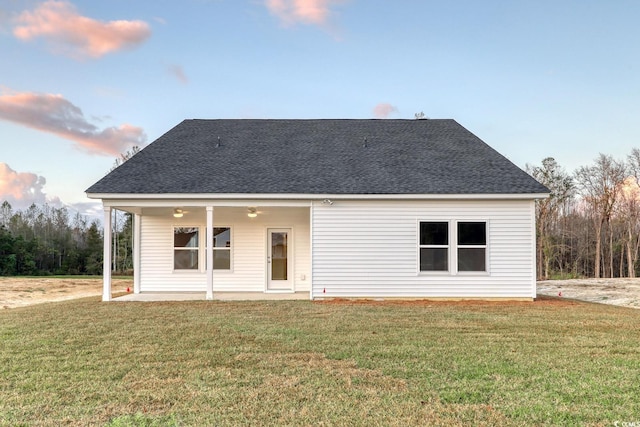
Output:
174,227,199,270
419,221,487,273
419,222,449,271
457,222,486,272
212,227,232,270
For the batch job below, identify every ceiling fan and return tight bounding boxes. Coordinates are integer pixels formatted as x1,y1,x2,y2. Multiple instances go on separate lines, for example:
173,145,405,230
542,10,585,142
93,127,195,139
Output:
173,208,189,218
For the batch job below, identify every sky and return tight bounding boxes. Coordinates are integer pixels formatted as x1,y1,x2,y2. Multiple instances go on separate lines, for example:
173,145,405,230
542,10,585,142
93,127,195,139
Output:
1,0,639,221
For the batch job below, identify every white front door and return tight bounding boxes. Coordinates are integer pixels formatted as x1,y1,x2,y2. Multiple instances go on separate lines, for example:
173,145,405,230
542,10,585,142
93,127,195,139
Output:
267,228,292,291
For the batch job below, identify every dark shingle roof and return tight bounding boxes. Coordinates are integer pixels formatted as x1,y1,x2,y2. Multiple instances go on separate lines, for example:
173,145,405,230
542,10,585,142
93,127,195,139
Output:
86,119,548,195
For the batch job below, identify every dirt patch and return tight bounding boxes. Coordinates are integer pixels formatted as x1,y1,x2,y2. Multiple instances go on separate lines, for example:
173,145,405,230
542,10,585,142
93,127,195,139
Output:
0,277,133,309
317,280,640,310
2,277,639,310
537,278,640,309
316,296,579,308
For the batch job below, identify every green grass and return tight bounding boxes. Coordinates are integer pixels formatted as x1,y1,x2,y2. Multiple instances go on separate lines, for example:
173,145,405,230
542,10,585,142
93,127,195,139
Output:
11,275,131,280
1,297,639,426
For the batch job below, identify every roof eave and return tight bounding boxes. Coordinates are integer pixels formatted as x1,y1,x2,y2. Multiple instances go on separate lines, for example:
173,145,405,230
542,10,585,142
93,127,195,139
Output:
87,192,550,201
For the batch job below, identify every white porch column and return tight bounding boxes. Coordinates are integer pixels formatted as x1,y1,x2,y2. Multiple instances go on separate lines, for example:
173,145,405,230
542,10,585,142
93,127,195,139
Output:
102,206,112,302
133,213,141,294
206,206,214,300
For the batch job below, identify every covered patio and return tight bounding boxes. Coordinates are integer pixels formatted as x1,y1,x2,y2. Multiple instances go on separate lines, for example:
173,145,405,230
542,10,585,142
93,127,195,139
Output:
100,201,312,301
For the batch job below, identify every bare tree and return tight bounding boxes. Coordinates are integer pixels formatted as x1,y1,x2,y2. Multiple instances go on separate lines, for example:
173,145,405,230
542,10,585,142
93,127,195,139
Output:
619,148,640,276
627,148,640,179
0,201,12,227
110,146,141,171
574,154,627,278
109,146,141,273
527,158,574,279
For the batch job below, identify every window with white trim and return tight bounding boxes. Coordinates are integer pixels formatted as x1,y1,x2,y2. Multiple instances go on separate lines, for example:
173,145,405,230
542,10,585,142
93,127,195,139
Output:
419,221,487,273
212,227,232,270
457,222,486,272
419,222,449,271
174,227,199,270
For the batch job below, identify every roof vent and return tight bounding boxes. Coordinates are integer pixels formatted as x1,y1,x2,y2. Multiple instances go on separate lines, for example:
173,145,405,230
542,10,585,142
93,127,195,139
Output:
363,137,368,148
215,136,221,148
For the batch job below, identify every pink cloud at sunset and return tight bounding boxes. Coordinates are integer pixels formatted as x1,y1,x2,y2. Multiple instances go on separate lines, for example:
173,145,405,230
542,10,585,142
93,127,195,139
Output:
373,103,398,119
0,91,146,157
0,163,48,208
265,0,342,27
0,163,99,216
13,0,151,59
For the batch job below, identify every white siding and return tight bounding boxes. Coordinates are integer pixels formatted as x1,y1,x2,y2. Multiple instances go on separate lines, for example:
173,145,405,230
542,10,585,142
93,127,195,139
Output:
311,200,536,298
139,207,311,292
140,214,206,292
137,199,536,298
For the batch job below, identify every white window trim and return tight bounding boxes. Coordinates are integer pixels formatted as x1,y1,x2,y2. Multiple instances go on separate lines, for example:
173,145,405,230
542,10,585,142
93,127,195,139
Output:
173,225,202,273
455,220,490,276
417,219,490,276
417,220,451,275
212,225,233,272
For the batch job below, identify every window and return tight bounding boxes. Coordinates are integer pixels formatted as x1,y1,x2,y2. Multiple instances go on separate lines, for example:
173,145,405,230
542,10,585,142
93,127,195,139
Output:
419,221,488,273
419,222,449,271
174,227,199,270
213,227,231,270
457,222,486,272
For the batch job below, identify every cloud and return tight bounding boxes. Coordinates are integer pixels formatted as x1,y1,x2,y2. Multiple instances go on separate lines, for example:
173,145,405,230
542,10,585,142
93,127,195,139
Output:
68,200,103,222
265,0,342,27
0,90,147,157
0,163,48,209
0,163,101,222
13,0,151,59
167,64,188,84
373,103,398,119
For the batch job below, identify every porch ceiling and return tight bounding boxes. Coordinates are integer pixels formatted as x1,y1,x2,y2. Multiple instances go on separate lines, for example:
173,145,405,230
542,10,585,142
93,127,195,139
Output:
104,199,313,214
109,205,310,222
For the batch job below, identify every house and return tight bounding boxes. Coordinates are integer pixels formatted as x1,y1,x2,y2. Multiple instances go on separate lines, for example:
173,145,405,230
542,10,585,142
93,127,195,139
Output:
86,119,549,301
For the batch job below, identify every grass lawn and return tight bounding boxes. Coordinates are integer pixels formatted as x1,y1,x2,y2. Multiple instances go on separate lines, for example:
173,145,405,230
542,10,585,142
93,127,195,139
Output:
24,275,132,280
1,297,639,426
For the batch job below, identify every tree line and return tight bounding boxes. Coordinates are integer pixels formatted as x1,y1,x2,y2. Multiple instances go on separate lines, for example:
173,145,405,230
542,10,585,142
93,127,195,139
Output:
0,201,132,276
530,150,640,279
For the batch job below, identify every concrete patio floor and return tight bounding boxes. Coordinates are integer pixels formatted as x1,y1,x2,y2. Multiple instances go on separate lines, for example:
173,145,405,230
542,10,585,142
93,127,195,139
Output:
113,292,309,302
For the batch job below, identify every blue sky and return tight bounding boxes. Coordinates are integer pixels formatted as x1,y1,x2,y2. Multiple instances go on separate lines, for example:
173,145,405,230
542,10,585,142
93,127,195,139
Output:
1,0,639,219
